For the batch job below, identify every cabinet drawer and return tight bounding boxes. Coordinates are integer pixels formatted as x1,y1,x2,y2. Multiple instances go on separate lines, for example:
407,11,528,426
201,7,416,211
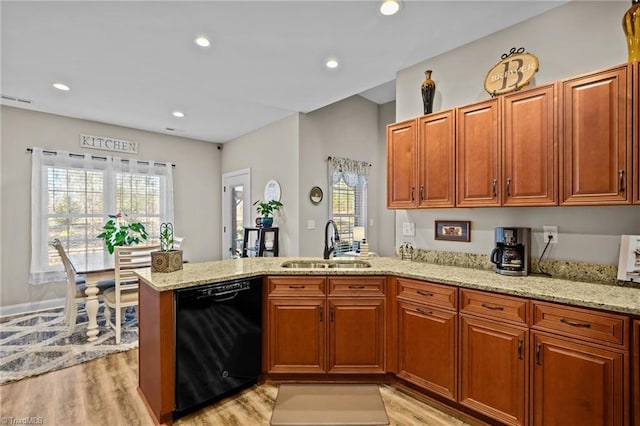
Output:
328,276,385,297
532,301,629,348
460,289,527,325
268,276,325,297
397,278,457,310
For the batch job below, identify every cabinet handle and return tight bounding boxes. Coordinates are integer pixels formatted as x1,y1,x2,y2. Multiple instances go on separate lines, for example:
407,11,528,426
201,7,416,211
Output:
517,339,523,360
420,185,425,201
411,186,415,201
492,179,497,197
481,303,504,311
319,306,323,322
506,178,511,197
535,343,542,365
348,285,365,289
288,285,305,289
560,317,591,328
330,306,334,322
618,170,625,192
417,290,434,297
416,307,433,316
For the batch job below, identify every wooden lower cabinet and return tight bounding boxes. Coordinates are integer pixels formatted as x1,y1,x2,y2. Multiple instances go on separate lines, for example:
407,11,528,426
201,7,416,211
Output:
397,300,457,400
532,332,626,426
459,315,528,426
267,297,326,373
328,298,385,374
634,320,639,426
266,276,386,375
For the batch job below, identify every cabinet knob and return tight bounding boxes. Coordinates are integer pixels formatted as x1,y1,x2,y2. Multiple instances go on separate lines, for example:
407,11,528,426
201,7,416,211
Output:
411,187,415,201
535,343,542,365
618,170,625,192
492,179,497,198
517,339,523,360
506,178,511,197
420,185,424,201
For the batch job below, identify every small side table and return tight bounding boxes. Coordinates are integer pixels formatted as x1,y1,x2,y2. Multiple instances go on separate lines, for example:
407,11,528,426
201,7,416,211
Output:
242,227,279,257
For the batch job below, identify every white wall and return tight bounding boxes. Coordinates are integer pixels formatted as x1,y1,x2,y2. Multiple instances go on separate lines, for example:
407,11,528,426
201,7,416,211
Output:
221,114,300,256
0,106,221,308
394,1,640,265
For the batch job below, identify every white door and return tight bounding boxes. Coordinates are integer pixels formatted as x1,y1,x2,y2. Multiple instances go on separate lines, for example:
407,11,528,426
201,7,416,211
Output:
222,169,251,259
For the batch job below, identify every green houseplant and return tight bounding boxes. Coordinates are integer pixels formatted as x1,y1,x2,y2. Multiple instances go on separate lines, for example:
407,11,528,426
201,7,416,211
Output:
151,222,183,273
97,213,148,254
253,199,283,227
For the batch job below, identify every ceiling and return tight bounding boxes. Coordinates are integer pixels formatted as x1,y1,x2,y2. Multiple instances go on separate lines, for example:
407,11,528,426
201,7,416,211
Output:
1,1,565,143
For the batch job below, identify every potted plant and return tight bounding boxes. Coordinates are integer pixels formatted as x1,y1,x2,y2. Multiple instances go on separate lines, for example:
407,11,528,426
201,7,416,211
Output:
151,223,183,273
97,213,148,254
253,199,283,228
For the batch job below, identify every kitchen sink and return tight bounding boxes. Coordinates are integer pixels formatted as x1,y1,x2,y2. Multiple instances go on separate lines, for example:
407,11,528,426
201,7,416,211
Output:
280,260,371,269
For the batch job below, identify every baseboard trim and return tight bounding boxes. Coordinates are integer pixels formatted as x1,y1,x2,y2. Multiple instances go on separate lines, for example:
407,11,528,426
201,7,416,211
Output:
0,298,65,318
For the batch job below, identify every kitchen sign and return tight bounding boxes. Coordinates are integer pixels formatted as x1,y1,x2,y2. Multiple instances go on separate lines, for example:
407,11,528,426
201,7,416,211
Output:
484,47,539,96
80,134,138,154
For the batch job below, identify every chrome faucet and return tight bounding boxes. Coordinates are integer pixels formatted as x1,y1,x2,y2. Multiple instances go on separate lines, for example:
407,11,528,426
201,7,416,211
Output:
323,220,340,259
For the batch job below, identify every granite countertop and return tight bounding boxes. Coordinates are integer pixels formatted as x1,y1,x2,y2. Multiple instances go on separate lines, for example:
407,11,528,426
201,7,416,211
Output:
135,257,640,315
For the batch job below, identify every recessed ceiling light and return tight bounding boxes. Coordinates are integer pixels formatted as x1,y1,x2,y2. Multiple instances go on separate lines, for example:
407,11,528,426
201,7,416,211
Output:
172,111,185,118
194,36,211,47
53,83,70,91
380,0,400,16
326,59,339,69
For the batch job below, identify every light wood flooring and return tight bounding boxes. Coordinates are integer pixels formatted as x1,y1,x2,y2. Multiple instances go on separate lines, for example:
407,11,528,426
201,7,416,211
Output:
0,349,473,426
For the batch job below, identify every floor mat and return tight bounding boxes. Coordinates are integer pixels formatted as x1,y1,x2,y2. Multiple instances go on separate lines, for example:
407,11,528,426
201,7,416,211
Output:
270,384,389,426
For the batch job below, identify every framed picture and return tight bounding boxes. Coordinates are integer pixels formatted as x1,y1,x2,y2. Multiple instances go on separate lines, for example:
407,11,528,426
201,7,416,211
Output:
435,220,471,242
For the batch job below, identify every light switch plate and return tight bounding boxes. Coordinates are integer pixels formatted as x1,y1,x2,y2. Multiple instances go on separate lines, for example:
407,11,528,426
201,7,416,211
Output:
402,222,415,237
307,220,315,230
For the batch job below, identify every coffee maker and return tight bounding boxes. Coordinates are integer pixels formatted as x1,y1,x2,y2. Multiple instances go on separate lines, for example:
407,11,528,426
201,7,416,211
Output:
490,227,531,276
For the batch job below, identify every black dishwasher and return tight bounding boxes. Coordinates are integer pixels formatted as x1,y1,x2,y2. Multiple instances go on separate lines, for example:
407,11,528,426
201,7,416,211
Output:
174,277,262,418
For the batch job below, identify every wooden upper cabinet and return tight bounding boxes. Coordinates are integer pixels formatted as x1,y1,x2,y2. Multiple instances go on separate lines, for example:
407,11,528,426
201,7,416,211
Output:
561,63,632,205
417,110,456,208
502,84,558,206
456,98,501,207
387,119,417,208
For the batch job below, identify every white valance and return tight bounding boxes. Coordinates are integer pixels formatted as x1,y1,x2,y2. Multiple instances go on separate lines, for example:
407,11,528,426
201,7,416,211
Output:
329,156,369,187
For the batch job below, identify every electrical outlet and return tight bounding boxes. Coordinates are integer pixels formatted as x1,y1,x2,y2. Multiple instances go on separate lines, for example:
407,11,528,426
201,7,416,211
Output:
543,225,558,244
402,222,415,237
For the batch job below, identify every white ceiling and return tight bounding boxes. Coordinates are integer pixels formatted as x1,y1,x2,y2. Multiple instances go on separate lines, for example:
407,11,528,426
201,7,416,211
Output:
1,1,565,143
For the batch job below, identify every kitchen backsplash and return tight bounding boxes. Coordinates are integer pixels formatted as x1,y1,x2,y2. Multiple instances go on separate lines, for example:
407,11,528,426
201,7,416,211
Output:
396,247,626,287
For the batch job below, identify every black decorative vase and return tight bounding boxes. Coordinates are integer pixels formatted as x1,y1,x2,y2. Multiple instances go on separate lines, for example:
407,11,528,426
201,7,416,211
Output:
421,69,436,115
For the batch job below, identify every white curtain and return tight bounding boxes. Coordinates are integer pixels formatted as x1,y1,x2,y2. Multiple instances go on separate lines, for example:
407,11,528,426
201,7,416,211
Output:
328,156,369,187
30,148,115,284
29,148,175,285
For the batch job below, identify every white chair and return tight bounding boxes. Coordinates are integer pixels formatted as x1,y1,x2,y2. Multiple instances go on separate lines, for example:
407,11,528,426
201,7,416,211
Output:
53,239,114,336
174,236,184,250
103,244,160,344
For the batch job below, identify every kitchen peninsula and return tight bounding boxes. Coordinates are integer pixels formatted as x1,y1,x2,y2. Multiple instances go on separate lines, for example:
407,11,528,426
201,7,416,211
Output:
135,257,640,425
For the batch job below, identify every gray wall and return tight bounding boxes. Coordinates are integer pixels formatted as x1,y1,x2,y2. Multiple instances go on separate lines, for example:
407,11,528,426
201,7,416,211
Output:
0,106,221,309
221,113,300,257
393,1,640,265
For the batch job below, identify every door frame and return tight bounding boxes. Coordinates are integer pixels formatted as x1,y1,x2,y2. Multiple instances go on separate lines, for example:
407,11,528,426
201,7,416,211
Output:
222,168,251,259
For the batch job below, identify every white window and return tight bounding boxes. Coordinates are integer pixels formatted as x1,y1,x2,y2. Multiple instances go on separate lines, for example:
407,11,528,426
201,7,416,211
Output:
30,148,174,284
328,157,369,256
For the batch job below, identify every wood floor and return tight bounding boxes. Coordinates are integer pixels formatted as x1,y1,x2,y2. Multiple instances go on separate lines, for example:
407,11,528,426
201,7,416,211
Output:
0,349,472,426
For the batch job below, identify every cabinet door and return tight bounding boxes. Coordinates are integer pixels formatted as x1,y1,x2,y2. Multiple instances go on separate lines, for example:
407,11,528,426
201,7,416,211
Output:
387,119,417,208
327,298,385,374
634,63,640,205
532,333,625,426
267,298,325,374
459,316,528,426
634,320,639,426
397,301,457,401
456,98,501,207
417,110,456,208
502,84,558,206
561,64,631,205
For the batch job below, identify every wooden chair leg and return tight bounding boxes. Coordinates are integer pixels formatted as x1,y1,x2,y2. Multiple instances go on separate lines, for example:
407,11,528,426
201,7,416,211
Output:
104,303,111,327
67,302,78,336
115,305,122,344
